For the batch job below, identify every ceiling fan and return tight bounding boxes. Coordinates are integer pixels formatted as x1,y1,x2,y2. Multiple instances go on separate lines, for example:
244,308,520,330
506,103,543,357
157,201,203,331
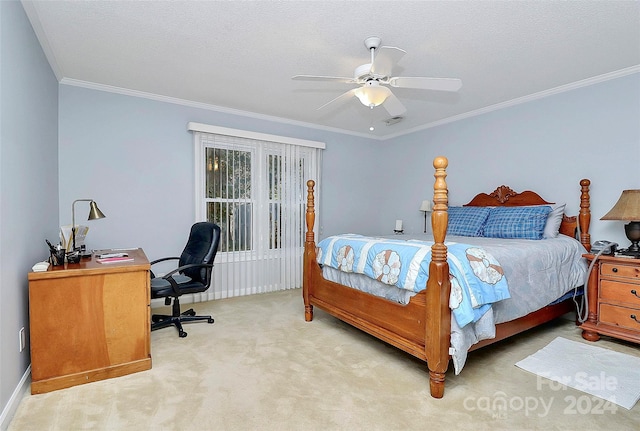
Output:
292,36,462,117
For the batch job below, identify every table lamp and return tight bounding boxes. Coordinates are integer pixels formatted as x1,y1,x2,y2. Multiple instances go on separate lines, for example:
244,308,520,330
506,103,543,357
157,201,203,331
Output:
600,189,640,257
72,199,106,251
420,200,432,233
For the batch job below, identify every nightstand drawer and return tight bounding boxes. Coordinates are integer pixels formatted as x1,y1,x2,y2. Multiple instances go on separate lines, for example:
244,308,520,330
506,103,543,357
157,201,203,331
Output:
599,303,640,330
600,280,640,307
581,254,640,344
601,262,640,280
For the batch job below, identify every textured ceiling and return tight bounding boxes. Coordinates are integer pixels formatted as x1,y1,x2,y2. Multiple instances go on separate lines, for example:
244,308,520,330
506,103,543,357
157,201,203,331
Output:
23,0,640,139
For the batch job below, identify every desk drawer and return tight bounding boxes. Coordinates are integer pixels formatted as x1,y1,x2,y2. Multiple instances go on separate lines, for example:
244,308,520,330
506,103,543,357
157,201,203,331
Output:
600,280,640,307
601,262,640,280
599,303,640,331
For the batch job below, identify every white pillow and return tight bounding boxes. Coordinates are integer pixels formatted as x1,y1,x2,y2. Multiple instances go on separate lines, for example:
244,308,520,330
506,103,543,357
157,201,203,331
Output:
543,204,566,239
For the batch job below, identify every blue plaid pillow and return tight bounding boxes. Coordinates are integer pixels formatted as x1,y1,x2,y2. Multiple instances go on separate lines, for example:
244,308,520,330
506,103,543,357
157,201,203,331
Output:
447,207,491,237
483,206,552,240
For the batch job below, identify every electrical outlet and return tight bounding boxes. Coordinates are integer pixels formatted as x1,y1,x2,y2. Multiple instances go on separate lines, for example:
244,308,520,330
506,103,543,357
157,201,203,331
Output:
19,327,25,352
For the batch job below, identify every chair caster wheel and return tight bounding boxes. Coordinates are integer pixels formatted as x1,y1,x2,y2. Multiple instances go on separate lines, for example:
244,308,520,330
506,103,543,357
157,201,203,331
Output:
208,318,215,324
183,309,196,316
179,331,187,338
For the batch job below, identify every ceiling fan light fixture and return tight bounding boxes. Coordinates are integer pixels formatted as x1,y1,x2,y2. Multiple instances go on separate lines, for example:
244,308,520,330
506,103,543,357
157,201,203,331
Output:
354,82,389,108
293,36,460,116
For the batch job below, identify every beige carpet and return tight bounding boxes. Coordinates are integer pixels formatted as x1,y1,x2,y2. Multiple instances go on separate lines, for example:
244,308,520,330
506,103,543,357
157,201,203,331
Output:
9,289,640,431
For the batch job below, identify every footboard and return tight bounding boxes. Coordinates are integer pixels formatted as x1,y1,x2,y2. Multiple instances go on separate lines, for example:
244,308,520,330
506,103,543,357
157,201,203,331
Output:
303,156,452,398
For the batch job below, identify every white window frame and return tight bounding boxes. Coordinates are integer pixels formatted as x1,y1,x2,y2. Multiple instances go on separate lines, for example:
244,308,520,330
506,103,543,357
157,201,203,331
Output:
201,141,256,258
189,122,324,265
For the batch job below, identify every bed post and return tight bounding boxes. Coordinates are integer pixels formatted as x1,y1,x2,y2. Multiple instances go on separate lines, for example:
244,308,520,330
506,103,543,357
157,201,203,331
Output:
425,156,451,399
579,179,591,252
303,180,316,321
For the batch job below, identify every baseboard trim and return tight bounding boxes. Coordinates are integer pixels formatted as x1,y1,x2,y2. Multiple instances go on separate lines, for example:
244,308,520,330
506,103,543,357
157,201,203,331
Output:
0,365,31,431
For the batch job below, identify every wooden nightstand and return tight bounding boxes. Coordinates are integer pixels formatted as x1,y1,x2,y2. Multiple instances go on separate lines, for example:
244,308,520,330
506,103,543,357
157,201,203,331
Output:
580,254,640,344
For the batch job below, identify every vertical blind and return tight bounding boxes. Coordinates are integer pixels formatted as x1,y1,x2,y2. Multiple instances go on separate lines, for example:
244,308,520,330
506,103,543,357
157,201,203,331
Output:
190,123,323,301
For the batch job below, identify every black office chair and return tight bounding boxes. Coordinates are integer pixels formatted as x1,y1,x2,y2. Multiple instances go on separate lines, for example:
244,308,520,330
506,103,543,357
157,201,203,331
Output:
150,222,221,338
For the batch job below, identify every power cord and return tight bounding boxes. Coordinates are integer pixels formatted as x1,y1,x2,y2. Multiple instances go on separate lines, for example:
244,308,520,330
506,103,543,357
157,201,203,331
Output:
574,247,611,323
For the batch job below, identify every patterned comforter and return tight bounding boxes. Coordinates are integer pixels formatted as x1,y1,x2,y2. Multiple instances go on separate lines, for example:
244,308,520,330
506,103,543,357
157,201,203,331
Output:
316,234,511,328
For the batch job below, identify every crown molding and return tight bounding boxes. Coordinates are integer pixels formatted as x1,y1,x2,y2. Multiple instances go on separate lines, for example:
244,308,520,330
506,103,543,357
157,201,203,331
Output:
60,65,639,142
21,0,63,80
58,78,375,140
383,66,640,140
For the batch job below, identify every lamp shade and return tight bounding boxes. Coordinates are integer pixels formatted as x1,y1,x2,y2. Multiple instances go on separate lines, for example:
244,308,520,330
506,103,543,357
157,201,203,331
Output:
600,190,640,221
420,200,432,212
88,201,106,220
71,199,106,251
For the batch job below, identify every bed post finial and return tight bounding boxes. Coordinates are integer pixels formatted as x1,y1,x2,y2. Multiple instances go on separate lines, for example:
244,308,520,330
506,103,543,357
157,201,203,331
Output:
431,156,448,261
306,180,316,243
579,179,591,251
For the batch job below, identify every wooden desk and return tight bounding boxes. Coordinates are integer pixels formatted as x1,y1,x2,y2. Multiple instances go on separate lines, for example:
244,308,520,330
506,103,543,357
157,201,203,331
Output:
28,248,152,394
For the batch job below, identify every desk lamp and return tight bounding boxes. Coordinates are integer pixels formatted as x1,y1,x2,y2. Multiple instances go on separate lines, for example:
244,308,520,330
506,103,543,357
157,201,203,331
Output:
72,199,106,251
420,200,432,233
601,189,640,257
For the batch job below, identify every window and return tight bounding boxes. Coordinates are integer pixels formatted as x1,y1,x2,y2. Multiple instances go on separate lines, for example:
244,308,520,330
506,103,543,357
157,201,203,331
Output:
205,146,253,253
190,123,324,299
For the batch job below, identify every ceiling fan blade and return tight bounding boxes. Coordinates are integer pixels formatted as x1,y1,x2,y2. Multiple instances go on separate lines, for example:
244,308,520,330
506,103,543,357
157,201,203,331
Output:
317,88,358,110
389,77,462,92
370,46,406,77
381,89,406,116
292,74,356,84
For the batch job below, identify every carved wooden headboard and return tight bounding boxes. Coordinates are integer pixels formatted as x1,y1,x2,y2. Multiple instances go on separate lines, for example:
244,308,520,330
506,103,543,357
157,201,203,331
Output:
464,185,553,207
462,182,591,250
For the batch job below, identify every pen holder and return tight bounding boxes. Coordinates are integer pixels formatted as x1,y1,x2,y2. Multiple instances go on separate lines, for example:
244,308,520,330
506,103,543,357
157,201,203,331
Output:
66,250,82,264
50,249,66,266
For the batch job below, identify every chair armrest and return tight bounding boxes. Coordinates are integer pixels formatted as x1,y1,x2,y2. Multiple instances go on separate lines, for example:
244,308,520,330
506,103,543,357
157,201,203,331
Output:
149,256,180,279
160,263,214,296
173,262,214,274
150,256,180,266
161,263,214,279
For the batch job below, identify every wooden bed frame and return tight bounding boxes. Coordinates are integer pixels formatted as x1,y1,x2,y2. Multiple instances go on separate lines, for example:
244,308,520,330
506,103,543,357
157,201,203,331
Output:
303,156,592,398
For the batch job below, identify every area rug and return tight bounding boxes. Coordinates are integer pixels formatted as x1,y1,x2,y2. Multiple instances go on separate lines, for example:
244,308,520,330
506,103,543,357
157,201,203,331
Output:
515,336,640,409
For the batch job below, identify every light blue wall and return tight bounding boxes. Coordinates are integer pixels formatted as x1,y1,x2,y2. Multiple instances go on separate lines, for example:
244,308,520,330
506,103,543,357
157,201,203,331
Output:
0,0,58,426
58,73,640,256
58,86,383,261
376,73,640,246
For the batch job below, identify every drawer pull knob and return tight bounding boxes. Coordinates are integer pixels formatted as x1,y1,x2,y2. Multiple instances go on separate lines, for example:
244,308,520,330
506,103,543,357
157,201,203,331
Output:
632,289,639,298
632,314,639,323
611,267,618,273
